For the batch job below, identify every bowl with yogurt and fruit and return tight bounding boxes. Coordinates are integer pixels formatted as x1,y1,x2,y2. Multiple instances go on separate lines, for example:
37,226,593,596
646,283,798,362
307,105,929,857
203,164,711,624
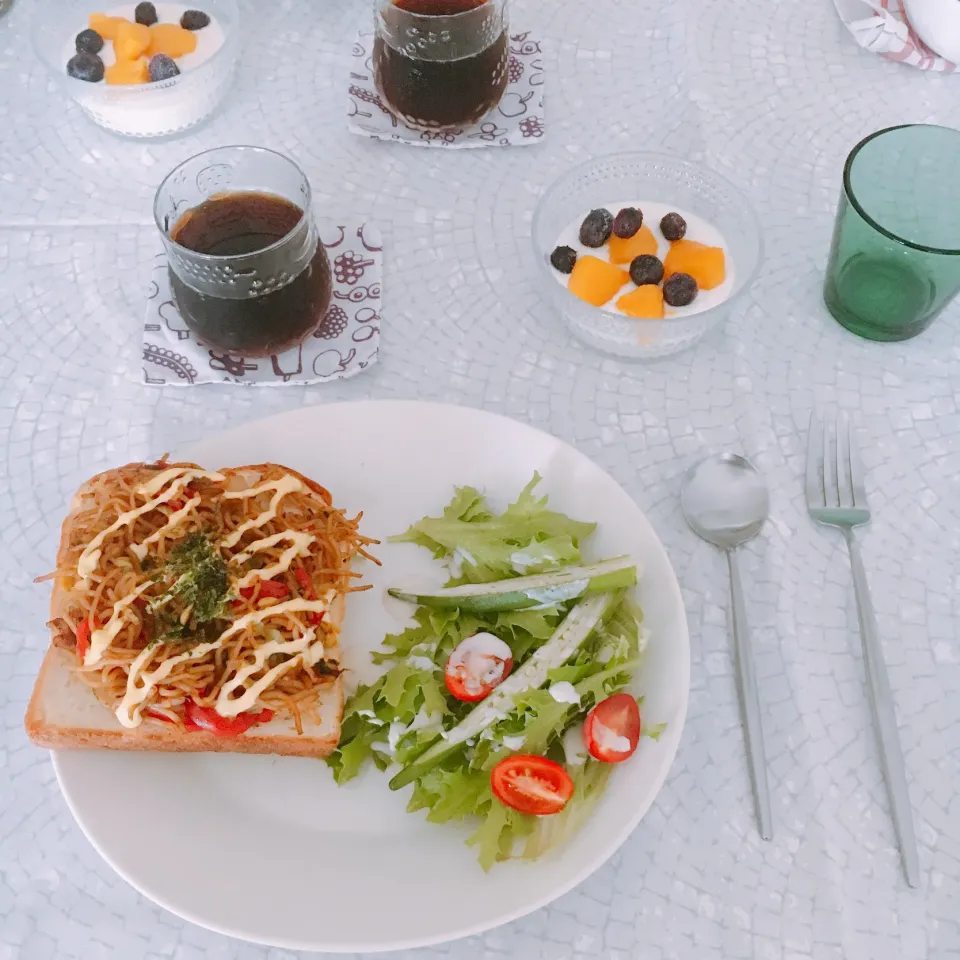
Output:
532,153,762,359
33,0,239,138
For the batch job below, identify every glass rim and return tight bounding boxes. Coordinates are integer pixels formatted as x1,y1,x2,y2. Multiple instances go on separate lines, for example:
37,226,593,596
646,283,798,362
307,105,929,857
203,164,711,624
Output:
843,123,960,257
376,0,505,20
152,145,312,263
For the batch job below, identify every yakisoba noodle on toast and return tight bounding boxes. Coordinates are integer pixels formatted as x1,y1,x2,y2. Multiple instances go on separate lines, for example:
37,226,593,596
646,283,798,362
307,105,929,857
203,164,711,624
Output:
26,459,378,757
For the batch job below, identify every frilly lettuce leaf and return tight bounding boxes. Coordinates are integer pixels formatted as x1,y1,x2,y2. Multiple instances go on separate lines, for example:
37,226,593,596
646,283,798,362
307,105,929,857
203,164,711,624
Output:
391,474,596,582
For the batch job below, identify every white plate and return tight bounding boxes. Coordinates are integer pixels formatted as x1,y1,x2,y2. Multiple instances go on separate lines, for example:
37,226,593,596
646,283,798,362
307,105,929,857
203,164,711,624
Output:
53,400,690,953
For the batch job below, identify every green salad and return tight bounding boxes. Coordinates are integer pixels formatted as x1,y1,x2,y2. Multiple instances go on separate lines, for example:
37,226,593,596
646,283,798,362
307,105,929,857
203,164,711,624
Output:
328,476,659,869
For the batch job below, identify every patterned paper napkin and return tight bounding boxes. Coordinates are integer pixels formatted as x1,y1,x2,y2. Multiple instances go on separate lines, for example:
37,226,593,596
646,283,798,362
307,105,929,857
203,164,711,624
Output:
347,28,545,147
833,0,958,72
142,221,382,387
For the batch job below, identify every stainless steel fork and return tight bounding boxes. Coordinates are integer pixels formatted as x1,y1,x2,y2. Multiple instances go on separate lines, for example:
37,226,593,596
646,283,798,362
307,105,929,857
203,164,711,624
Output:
805,412,920,888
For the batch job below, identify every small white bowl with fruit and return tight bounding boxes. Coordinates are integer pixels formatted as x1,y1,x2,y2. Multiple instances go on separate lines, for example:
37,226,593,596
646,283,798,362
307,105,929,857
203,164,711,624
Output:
532,153,762,359
33,0,239,138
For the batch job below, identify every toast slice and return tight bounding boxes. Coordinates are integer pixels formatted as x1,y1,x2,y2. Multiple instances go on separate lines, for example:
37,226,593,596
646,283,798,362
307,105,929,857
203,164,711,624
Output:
25,646,343,758
25,460,366,759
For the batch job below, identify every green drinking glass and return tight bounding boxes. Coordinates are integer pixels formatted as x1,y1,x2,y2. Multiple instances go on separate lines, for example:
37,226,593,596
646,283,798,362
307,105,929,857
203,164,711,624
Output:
823,124,960,341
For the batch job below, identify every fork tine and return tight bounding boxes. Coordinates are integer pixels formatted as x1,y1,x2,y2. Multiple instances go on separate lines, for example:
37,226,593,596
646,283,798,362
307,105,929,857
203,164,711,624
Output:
845,415,868,508
836,412,853,508
805,411,825,507
822,415,840,507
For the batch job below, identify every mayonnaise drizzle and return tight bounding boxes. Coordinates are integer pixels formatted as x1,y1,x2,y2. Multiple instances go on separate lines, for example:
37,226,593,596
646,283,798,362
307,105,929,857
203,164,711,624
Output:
130,496,202,561
215,625,324,717
221,475,304,548
76,468,225,578
84,581,155,666
232,530,315,588
116,595,333,728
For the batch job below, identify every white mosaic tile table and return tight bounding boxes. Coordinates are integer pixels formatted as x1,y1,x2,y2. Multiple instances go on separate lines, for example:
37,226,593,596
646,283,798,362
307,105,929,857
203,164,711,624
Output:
2,0,959,958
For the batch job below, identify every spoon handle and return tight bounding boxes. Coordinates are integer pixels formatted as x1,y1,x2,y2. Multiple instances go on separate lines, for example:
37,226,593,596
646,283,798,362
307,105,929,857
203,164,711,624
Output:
727,548,773,840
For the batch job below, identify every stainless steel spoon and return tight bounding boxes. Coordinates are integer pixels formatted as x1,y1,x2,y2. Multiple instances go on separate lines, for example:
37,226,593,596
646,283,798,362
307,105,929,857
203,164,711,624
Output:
681,453,773,841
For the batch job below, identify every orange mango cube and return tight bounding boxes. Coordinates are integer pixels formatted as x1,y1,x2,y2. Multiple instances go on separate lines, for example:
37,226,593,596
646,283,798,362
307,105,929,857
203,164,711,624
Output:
114,21,152,60
105,57,150,85
89,13,126,39
147,23,198,59
663,239,726,291
617,285,665,319
608,225,658,264
568,256,630,307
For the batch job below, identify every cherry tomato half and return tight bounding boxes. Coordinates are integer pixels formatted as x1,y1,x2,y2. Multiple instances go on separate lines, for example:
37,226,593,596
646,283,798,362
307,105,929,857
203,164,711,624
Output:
445,632,514,703
491,755,574,816
183,700,274,737
583,693,641,763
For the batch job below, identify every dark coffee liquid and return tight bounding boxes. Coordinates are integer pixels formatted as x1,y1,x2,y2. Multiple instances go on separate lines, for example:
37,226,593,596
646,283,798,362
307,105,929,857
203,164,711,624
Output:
373,0,508,130
169,192,331,358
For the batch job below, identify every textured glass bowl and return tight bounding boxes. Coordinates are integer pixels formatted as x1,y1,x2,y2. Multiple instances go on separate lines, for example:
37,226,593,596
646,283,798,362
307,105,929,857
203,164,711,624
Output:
32,0,239,138
532,153,762,360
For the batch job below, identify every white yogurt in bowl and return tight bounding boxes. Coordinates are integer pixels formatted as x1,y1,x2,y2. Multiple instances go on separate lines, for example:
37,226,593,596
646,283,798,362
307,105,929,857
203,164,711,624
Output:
35,0,239,138
552,201,736,319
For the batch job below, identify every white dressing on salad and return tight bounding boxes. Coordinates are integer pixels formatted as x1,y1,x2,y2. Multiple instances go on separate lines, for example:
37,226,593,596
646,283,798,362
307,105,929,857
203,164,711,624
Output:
407,655,437,672
563,724,588,765
232,530,315,588
221,475,304,548
591,716,632,754
524,580,588,606
548,681,581,705
408,706,443,734
510,545,560,573
130,496,202,561
380,706,442,757
116,595,333,728
77,468,225,578
501,734,526,751
448,546,477,577
447,632,513,698
84,581,155,666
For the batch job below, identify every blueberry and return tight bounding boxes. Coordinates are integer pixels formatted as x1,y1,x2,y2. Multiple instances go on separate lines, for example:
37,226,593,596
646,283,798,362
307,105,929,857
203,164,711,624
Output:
578,208,613,248
66,52,105,83
660,212,687,242
550,245,577,274
75,28,104,54
148,54,181,81
629,255,664,287
613,207,643,239
180,9,211,29
134,1,158,25
663,272,698,307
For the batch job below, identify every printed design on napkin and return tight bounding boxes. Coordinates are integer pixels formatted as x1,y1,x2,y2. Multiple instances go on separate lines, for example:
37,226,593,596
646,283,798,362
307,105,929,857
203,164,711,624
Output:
833,0,957,71
142,222,382,387
347,29,545,148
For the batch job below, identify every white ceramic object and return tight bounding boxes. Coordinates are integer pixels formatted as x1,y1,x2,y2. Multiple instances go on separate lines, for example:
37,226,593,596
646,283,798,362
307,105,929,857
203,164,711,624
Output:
51,400,690,953
903,0,960,62
33,0,239,137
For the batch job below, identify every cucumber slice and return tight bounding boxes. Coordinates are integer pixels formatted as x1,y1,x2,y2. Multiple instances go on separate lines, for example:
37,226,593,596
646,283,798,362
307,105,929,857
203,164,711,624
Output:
387,556,637,613
388,590,621,790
